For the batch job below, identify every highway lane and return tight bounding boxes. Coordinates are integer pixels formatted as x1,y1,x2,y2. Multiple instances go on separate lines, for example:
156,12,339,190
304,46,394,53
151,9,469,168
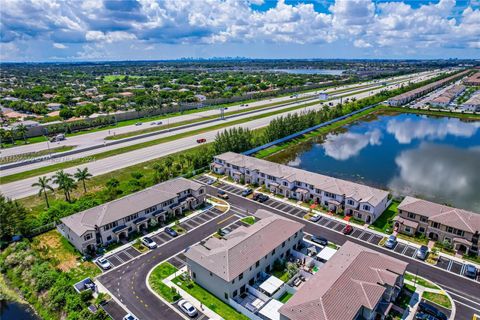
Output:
0,70,438,158
0,72,441,199
97,210,239,320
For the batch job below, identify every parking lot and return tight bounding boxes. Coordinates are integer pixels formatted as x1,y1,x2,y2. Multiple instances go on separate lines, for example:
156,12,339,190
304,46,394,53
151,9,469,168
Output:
101,300,128,320
210,178,480,282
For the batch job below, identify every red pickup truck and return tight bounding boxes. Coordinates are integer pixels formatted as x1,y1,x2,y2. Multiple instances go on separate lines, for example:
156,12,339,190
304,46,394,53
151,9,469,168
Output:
196,138,207,143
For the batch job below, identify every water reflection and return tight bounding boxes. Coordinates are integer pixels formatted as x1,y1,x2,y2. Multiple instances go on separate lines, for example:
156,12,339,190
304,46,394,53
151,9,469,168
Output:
323,129,382,160
389,143,480,210
386,116,480,144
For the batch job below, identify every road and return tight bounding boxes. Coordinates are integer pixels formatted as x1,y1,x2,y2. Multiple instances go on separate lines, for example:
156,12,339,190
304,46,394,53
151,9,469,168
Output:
0,71,442,199
0,71,437,159
97,186,480,320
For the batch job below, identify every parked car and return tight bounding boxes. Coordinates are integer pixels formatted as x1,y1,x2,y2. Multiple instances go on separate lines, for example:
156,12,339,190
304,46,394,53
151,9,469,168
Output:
311,236,328,247
177,299,198,317
164,227,178,237
206,179,215,185
141,236,157,249
196,138,207,143
50,133,65,142
384,235,397,249
241,188,253,197
253,193,269,203
418,302,448,320
342,225,353,235
309,214,321,222
123,313,138,320
135,122,142,126
416,245,429,260
217,190,229,199
464,264,478,279
96,257,111,270
415,313,437,320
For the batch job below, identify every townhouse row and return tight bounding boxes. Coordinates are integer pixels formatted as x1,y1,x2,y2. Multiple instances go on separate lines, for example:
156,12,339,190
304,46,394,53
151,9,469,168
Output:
212,152,390,224
58,178,206,254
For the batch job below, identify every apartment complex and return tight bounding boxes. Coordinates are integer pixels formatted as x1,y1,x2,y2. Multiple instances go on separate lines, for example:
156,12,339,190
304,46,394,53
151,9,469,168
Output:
462,92,480,112
212,152,390,224
386,70,469,106
395,196,480,256
464,72,480,86
185,210,304,302
58,178,206,253
279,241,408,320
430,84,465,107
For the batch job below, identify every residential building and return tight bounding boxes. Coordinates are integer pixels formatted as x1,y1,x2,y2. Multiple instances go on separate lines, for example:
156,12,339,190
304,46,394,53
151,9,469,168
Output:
429,84,465,107
279,241,408,320
395,196,480,256
185,210,304,303
462,92,480,112
212,152,390,223
464,72,480,86
58,178,205,254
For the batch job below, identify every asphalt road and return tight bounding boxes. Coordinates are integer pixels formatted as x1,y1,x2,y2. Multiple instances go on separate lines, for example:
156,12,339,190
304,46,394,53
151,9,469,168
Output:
0,72,442,199
97,186,480,320
97,210,239,320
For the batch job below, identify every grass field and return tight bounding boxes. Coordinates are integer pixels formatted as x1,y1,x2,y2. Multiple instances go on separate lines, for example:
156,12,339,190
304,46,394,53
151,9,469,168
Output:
241,216,255,225
0,145,75,165
369,200,399,234
149,262,181,302
422,291,452,309
279,292,293,303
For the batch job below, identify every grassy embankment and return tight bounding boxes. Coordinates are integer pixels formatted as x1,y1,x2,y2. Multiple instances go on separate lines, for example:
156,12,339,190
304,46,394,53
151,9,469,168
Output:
0,145,75,165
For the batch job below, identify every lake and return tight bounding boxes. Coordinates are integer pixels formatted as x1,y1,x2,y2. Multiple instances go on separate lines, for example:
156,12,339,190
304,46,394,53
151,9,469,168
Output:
0,301,39,320
267,112,480,212
269,69,345,76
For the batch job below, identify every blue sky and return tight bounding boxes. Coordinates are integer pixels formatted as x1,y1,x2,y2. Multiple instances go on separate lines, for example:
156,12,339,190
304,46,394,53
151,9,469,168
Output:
0,0,479,62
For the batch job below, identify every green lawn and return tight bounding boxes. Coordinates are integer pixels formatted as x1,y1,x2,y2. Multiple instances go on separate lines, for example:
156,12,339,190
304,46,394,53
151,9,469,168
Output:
278,292,293,303
271,269,291,282
173,274,249,320
369,200,399,233
149,262,181,302
422,292,452,309
405,273,440,289
241,216,255,225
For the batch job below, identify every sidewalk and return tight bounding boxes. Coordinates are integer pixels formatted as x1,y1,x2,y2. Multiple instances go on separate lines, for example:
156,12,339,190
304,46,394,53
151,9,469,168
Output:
207,174,480,270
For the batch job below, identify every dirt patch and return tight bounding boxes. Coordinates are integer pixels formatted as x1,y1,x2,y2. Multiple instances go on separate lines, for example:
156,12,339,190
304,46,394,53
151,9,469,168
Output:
32,230,80,272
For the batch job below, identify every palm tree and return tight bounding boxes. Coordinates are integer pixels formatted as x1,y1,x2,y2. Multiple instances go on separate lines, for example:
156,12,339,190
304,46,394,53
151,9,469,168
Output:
15,124,28,144
31,176,54,208
53,170,77,202
74,167,92,193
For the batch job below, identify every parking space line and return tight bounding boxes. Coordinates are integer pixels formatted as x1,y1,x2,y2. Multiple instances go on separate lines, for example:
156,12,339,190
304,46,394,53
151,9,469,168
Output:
401,245,408,255
447,260,453,271
123,250,134,260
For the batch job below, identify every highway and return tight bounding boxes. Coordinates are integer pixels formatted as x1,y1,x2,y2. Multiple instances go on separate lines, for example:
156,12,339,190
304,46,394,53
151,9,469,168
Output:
0,71,436,159
96,185,480,320
0,71,444,199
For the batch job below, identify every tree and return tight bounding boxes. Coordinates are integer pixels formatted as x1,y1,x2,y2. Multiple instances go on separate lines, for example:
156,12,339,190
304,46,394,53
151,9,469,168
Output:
15,124,28,144
0,194,27,240
53,170,76,202
59,108,74,120
74,167,92,193
105,178,120,189
32,176,54,208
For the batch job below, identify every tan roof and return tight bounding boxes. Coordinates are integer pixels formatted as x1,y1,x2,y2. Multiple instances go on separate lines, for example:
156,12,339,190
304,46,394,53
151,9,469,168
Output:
464,92,480,106
216,152,389,207
279,241,408,320
60,178,203,236
398,196,480,234
185,210,304,281
393,216,419,229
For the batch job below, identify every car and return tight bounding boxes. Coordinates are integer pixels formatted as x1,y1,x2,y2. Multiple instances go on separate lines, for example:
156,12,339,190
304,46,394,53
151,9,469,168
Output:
384,235,397,249
196,138,207,143
416,245,429,260
135,122,142,126
157,121,163,125
150,121,157,125
96,257,111,270
164,227,178,237
311,236,328,246
342,225,353,235
418,302,447,320
123,313,138,320
309,214,322,222
206,179,215,185
141,236,157,249
177,299,198,317
464,264,478,279
415,313,437,320
253,194,269,203
241,188,253,197
217,190,229,199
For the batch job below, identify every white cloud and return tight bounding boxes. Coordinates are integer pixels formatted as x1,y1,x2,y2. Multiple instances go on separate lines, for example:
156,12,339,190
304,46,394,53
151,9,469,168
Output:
323,129,382,161
53,42,67,49
85,31,137,43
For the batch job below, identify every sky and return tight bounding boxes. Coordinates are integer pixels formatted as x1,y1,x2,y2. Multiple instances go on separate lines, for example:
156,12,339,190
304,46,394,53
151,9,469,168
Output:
0,0,479,62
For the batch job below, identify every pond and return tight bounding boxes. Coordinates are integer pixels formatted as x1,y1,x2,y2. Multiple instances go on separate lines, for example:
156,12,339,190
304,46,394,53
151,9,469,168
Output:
0,301,40,320
267,112,480,212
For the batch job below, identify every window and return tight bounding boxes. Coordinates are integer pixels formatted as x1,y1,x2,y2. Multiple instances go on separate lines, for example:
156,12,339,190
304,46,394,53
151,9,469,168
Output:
282,241,285,248
420,216,428,223
84,233,92,241
347,200,354,206
405,227,411,233
107,235,112,241
408,212,416,219
283,182,288,187
357,213,362,219
233,290,238,297
419,227,425,233
272,249,276,255
199,189,204,194
224,293,228,300
193,272,196,279
431,222,440,229
210,272,213,277
104,222,118,231
256,261,260,268
246,170,250,174
239,273,243,280
232,279,235,284
363,205,371,211
324,192,334,198
446,226,454,233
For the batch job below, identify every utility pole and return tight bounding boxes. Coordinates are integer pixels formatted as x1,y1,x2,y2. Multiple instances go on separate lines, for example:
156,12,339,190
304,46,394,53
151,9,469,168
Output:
220,107,225,120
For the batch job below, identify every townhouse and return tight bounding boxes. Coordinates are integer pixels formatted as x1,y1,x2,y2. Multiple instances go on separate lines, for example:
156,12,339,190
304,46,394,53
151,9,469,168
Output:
429,84,465,107
58,178,205,254
185,210,304,303
212,152,390,224
279,241,408,320
395,196,480,256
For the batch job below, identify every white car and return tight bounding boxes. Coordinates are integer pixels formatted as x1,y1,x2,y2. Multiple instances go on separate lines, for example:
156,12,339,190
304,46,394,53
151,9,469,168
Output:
123,313,138,320
96,257,111,270
141,236,157,249
178,299,198,317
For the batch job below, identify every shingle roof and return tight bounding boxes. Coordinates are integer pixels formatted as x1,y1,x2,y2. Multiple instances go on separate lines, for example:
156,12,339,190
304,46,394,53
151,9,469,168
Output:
185,210,304,282
279,241,408,320
398,196,480,234
60,178,203,236
216,152,389,207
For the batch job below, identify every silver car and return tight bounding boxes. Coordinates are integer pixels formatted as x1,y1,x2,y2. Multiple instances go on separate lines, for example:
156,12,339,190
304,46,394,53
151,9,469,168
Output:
178,299,198,317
